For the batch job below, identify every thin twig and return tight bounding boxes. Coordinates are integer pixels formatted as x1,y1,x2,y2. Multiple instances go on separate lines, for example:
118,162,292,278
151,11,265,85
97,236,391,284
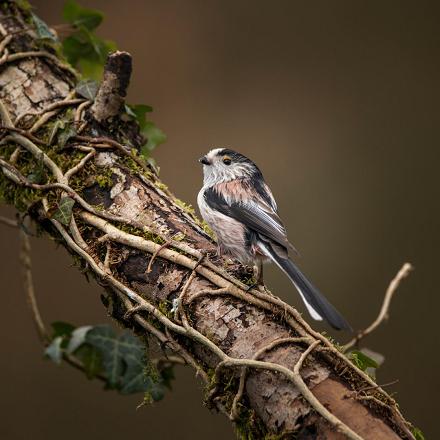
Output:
0,50,79,78
0,125,47,144
73,135,150,172
64,148,95,181
14,98,84,126
29,93,78,133
9,146,20,164
355,379,399,395
0,215,17,228
146,239,172,273
19,220,49,343
343,263,413,351
230,337,312,420
0,34,12,54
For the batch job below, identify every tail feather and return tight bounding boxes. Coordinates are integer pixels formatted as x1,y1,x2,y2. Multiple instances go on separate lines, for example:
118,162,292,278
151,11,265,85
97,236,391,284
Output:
259,242,351,331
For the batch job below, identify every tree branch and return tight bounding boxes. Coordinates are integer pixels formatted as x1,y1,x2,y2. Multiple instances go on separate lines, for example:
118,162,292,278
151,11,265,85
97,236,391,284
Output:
343,263,413,352
0,3,419,439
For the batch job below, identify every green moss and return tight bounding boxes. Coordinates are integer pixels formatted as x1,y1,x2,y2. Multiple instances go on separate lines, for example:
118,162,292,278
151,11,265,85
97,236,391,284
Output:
0,169,44,212
158,300,174,319
15,0,32,12
234,407,270,440
199,221,214,239
116,222,165,245
174,198,196,215
154,181,169,192
96,168,115,189
172,232,186,241
119,154,154,180
174,197,216,238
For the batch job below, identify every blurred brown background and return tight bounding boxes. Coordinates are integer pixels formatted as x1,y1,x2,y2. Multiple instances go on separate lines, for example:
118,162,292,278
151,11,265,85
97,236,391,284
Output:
1,1,438,439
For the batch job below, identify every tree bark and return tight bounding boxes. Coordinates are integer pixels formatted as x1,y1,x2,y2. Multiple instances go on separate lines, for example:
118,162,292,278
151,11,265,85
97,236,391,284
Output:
0,3,416,439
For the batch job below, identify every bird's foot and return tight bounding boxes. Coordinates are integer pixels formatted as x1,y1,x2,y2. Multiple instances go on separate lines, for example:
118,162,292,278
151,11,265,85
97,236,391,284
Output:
245,282,265,293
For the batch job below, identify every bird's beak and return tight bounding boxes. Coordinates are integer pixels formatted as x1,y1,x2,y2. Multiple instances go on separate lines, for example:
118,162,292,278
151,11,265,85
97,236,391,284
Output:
199,156,210,165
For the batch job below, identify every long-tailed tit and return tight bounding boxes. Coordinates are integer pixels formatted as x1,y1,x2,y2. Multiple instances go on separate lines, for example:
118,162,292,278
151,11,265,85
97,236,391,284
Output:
197,148,351,330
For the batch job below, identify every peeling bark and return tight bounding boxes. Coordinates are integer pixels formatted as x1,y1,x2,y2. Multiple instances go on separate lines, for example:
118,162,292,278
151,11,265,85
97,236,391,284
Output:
0,3,416,439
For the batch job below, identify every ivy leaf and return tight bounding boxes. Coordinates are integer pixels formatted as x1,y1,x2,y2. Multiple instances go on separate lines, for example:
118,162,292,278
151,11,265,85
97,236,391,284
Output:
120,350,149,395
57,123,77,149
62,31,116,80
63,0,103,31
144,377,167,402
141,121,167,154
74,344,104,380
86,326,142,389
52,197,75,226
125,104,153,120
160,365,175,390
51,321,75,339
61,1,116,80
67,325,92,354
45,336,63,365
349,350,379,372
125,104,166,155
359,348,384,367
32,13,57,41
75,79,99,100
27,153,46,184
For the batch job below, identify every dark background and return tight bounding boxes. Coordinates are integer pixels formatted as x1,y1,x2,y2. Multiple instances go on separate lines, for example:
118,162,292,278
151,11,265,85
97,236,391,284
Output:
1,1,438,439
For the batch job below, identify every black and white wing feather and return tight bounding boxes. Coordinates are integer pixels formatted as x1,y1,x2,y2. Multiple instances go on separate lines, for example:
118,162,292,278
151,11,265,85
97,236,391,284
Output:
203,181,351,331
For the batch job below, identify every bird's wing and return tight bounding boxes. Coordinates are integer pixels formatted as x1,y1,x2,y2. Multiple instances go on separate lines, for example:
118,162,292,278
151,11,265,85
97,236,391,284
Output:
203,183,296,256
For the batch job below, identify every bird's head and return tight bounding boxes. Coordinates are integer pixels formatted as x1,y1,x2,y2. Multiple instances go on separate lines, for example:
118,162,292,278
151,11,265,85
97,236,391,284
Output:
198,148,261,186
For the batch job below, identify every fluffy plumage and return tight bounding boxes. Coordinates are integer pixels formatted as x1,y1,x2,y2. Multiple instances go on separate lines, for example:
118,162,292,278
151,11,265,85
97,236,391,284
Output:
197,148,351,330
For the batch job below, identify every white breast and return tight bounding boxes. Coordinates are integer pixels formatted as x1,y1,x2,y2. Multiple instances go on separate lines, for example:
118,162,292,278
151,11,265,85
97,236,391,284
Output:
197,187,252,264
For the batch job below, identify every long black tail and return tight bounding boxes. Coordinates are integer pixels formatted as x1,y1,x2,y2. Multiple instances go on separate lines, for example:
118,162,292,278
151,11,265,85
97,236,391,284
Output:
260,243,351,330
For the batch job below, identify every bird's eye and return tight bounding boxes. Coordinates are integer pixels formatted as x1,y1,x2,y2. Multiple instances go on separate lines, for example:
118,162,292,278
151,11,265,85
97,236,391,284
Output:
223,156,232,165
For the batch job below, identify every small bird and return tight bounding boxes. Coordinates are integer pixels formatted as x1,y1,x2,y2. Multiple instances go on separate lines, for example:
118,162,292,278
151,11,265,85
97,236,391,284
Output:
197,148,351,330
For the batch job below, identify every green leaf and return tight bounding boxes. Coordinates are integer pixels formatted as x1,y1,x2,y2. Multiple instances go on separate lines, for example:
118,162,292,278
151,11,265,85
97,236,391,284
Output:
141,121,167,154
160,365,175,390
78,57,105,81
86,326,143,389
27,153,46,184
67,325,92,354
32,13,57,41
62,31,116,80
74,343,104,380
62,34,89,66
349,350,379,371
125,104,166,154
51,321,75,339
359,347,384,367
75,79,98,100
57,123,77,149
120,350,149,395
125,104,153,120
412,426,426,440
85,325,168,396
144,376,166,401
45,336,63,364
61,2,116,80
27,170,45,184
63,0,103,31
52,197,75,226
